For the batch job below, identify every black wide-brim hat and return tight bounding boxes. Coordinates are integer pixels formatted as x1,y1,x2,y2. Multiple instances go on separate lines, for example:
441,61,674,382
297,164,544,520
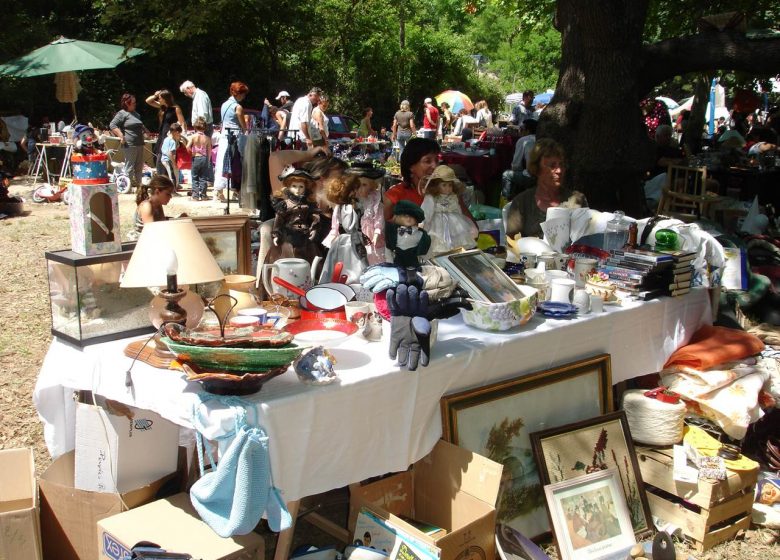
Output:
278,165,315,182
346,161,386,180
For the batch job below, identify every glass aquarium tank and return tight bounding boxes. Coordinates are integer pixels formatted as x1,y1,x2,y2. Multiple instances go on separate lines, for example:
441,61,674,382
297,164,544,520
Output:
44,243,156,346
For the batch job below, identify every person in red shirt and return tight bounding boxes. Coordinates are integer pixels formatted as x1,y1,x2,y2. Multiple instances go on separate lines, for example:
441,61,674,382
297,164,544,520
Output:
383,137,473,224
422,98,440,140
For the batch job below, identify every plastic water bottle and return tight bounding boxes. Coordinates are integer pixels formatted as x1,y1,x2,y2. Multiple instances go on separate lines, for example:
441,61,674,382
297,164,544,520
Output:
604,211,629,252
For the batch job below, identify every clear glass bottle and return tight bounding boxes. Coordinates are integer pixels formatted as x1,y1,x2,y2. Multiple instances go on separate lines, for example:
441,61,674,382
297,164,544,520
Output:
603,211,629,252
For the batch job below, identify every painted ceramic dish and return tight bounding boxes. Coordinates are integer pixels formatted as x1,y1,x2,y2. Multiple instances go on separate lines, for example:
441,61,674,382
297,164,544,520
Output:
161,337,304,373
284,318,358,347
181,362,288,396
162,323,294,348
460,285,538,331
538,301,578,318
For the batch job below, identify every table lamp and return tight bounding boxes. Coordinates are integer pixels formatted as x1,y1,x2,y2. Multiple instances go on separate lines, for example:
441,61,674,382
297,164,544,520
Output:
121,219,225,332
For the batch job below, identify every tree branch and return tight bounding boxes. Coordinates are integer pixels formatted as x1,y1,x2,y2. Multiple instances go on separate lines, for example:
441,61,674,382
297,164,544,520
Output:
639,31,780,94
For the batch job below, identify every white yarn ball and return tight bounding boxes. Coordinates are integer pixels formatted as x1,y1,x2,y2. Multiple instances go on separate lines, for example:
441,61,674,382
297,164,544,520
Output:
622,389,686,446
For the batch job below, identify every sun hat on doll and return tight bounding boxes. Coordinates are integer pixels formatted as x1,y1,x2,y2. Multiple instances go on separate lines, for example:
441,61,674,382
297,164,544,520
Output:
424,165,463,190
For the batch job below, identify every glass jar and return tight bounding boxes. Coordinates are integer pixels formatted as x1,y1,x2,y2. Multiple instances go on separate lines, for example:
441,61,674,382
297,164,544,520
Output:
603,211,629,252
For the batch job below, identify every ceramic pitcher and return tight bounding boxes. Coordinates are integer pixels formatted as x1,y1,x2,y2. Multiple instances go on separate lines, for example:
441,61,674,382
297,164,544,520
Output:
262,258,318,300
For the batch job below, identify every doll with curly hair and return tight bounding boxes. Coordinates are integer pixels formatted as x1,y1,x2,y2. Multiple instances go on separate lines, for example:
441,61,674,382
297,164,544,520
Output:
264,167,324,266
420,165,477,256
318,174,370,283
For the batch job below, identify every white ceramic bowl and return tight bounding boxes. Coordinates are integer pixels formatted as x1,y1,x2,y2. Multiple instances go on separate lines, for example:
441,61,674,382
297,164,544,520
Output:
512,237,555,256
460,285,538,331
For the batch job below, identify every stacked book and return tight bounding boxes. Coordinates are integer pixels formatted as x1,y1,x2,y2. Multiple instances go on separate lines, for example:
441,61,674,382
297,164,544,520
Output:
600,248,696,299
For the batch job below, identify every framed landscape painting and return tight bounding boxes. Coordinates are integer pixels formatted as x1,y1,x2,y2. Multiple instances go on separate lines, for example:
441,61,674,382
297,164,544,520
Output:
530,411,653,539
440,354,613,540
191,215,252,276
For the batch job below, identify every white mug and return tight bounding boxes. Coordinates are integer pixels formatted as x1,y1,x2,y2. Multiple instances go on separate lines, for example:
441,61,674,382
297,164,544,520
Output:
344,301,369,324
574,258,598,288
545,270,568,283
573,288,590,314
590,294,604,313
261,258,316,299
550,278,575,303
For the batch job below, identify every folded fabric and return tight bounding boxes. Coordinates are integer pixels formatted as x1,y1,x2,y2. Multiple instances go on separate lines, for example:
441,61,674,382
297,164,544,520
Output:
664,325,765,370
662,361,772,439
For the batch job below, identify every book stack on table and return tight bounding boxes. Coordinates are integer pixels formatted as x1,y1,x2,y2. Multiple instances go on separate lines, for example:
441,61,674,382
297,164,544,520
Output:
600,248,696,300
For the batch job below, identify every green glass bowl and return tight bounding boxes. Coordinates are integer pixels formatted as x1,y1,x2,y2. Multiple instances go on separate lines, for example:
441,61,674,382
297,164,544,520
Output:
161,337,305,373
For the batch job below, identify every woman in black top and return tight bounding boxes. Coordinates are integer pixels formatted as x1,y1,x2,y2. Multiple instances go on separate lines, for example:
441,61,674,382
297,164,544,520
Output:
145,89,186,163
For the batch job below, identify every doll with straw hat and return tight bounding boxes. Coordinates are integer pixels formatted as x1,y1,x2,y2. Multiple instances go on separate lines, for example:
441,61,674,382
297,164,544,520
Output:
420,165,478,256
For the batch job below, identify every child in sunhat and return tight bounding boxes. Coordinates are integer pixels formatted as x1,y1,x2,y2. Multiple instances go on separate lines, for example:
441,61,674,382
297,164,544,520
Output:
385,200,431,267
421,164,478,256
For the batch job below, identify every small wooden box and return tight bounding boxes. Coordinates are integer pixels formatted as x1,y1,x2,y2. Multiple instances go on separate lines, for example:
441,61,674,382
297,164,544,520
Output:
637,446,757,552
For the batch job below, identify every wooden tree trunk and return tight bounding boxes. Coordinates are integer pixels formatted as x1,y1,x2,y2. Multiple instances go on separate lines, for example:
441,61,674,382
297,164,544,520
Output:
540,0,653,215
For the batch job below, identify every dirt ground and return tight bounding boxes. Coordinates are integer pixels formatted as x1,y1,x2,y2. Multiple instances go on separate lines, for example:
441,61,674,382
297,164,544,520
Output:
0,177,777,560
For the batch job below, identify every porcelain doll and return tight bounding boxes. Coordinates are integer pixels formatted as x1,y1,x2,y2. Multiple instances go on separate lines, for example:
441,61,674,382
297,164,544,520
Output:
385,200,431,267
319,174,369,284
265,167,324,266
420,165,477,257
348,162,386,266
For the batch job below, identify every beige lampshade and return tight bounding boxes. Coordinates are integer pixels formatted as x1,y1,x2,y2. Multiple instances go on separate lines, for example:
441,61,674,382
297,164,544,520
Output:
120,219,224,288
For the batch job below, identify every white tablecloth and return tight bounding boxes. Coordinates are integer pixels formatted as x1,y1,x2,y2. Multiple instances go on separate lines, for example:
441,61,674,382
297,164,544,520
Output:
34,289,711,501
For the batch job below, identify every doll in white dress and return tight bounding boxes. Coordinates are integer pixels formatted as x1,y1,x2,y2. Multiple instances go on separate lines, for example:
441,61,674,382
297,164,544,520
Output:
421,165,478,257
319,174,369,284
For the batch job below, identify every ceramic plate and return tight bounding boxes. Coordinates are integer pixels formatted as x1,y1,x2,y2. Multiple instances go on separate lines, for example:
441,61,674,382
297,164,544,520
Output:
538,301,578,318
284,318,358,347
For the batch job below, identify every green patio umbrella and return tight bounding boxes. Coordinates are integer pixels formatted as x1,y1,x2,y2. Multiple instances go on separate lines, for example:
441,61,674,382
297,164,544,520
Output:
0,36,144,77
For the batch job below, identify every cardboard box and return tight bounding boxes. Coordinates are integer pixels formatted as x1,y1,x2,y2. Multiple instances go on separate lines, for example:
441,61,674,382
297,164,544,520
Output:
0,448,42,560
97,493,264,560
350,440,503,560
75,400,180,493
40,451,177,560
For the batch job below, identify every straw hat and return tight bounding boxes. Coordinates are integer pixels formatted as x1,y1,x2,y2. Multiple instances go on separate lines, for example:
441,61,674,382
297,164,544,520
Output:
424,165,463,191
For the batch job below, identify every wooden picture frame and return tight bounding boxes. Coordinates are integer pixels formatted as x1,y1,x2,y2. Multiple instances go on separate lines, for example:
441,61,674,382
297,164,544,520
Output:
440,354,613,540
191,215,252,276
430,249,525,303
544,469,636,560
530,411,653,539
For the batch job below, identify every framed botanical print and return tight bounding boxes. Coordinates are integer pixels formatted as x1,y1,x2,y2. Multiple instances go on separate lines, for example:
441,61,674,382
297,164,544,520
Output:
440,354,613,540
530,411,653,539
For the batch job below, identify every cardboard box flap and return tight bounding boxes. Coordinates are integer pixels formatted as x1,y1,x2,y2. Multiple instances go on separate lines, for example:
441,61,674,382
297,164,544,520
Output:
0,448,36,505
98,493,264,559
414,440,502,507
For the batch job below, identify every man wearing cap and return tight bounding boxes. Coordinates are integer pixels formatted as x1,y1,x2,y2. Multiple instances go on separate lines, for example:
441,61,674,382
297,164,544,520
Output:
275,91,294,112
287,87,323,149
421,98,440,140
179,80,213,135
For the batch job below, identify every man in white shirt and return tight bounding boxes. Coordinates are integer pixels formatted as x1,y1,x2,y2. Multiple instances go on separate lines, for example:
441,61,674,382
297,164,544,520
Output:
501,118,537,201
287,87,322,148
179,80,213,135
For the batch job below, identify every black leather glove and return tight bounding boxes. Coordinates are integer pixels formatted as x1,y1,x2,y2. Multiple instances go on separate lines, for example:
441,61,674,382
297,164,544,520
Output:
387,284,431,371
427,287,472,320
